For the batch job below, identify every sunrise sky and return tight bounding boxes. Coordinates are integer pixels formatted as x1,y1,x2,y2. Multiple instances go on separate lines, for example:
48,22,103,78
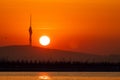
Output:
0,0,120,55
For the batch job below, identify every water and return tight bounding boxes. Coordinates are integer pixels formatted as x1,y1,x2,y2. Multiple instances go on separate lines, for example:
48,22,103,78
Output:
0,72,120,80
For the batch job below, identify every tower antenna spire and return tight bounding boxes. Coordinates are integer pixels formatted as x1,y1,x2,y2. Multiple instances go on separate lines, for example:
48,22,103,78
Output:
30,14,32,27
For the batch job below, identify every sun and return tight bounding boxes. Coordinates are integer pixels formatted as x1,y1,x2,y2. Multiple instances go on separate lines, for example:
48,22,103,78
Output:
39,35,50,46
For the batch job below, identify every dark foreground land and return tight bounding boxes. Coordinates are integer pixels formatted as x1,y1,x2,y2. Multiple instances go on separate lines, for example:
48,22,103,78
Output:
0,61,120,72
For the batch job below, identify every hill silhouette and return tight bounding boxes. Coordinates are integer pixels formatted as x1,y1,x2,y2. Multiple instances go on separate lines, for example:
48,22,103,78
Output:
0,45,120,63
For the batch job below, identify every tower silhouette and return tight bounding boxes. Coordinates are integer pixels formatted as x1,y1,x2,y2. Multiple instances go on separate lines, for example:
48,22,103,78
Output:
29,16,32,46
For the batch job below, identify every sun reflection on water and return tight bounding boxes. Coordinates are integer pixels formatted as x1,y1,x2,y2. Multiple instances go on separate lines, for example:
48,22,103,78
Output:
39,75,50,80
38,72,51,80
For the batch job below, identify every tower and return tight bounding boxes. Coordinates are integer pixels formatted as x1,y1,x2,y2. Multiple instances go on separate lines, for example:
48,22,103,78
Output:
29,16,32,46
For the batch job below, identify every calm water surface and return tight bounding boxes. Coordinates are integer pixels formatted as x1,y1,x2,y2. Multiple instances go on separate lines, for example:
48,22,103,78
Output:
0,72,120,80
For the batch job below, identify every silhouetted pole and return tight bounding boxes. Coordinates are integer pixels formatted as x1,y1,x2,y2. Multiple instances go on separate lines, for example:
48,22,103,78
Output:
29,16,32,46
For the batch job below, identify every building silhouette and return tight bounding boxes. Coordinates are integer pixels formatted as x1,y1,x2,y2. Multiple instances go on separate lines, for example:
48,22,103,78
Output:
29,16,32,46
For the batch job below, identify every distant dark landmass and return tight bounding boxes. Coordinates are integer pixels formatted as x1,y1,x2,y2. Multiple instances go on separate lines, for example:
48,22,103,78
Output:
0,45,120,71
0,45,120,62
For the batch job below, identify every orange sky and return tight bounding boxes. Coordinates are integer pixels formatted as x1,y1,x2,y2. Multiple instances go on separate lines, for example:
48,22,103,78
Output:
0,0,120,55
